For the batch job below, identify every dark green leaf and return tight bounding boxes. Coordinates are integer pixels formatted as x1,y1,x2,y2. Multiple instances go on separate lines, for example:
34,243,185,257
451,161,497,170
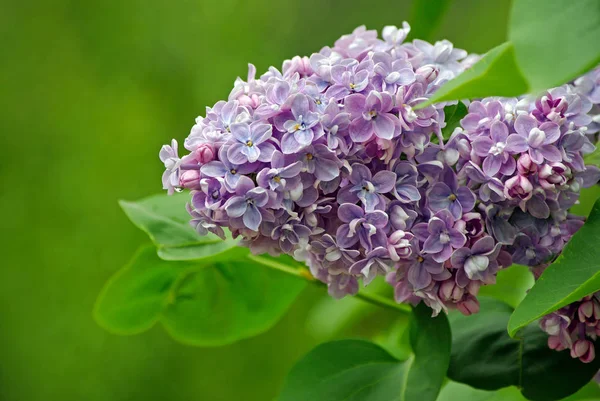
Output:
478,264,534,308
449,298,600,400
279,305,450,401
95,244,306,346
508,198,600,337
509,0,600,92
404,303,451,401
407,0,452,42
416,42,529,108
441,102,468,139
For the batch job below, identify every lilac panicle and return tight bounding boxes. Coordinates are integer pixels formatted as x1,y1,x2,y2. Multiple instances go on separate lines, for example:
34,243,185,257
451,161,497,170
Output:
160,23,600,361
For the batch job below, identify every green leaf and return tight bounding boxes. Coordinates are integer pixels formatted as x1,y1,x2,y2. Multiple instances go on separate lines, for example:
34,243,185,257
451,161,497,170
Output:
416,42,529,108
404,303,451,401
509,0,600,93
508,198,600,337
93,245,196,334
160,256,306,346
449,298,600,401
441,102,468,139
583,145,600,167
120,193,241,260
279,340,405,401
279,305,450,401
407,0,452,42
95,244,306,346
437,382,527,401
119,193,213,247
478,264,534,308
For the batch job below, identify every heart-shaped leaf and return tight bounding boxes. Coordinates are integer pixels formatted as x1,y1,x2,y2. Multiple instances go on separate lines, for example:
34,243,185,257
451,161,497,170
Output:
449,298,600,401
278,303,450,401
508,198,600,337
94,244,306,346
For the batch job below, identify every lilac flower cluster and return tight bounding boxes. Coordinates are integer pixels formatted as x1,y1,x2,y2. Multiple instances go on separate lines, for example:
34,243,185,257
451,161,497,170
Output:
160,25,600,355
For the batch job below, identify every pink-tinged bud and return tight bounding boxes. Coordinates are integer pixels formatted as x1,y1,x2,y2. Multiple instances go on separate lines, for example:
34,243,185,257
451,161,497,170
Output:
179,169,200,189
238,93,261,109
191,143,216,164
283,56,313,78
517,154,538,175
504,175,533,201
571,340,595,363
548,335,566,351
578,300,600,325
387,230,414,261
539,162,569,190
439,280,464,303
456,296,480,316
415,64,439,84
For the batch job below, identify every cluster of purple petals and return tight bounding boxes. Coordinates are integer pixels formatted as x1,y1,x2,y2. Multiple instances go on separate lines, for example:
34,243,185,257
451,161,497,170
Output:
540,294,600,364
160,24,600,354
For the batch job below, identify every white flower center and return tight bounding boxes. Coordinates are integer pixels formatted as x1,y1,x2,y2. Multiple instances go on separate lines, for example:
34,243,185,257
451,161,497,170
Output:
489,141,506,156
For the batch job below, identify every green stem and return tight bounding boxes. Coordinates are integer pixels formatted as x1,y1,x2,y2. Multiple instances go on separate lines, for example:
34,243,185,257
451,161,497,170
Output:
248,255,412,315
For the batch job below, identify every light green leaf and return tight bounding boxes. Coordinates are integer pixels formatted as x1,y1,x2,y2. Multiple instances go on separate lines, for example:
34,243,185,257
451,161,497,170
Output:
479,264,534,308
437,382,527,401
279,340,405,401
407,0,452,42
508,198,600,337
583,145,600,167
119,193,214,247
509,0,600,92
94,244,306,346
441,102,468,139
120,193,240,260
416,42,529,108
160,257,306,346
449,298,600,401
279,305,450,401
93,245,197,335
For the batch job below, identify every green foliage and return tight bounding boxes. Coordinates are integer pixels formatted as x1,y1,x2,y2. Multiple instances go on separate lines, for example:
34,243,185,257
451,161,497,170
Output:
438,382,527,401
478,264,534,308
94,245,188,334
584,146,600,167
95,243,306,346
419,0,600,107
279,305,450,401
416,42,528,108
120,193,242,261
441,102,468,139
449,298,600,400
509,0,600,92
407,0,452,41
119,193,211,247
508,198,600,337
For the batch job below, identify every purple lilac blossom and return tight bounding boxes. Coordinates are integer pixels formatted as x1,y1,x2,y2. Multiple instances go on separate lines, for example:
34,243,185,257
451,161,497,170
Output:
159,25,600,360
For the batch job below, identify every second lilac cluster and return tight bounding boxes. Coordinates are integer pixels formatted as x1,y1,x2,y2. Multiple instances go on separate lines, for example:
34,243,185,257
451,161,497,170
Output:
160,24,600,323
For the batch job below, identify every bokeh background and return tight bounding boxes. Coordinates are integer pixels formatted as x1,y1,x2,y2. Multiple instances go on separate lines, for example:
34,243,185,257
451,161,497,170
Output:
0,1,533,400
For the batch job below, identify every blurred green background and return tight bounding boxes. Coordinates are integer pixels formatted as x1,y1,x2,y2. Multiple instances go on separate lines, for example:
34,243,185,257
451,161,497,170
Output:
0,1,514,400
